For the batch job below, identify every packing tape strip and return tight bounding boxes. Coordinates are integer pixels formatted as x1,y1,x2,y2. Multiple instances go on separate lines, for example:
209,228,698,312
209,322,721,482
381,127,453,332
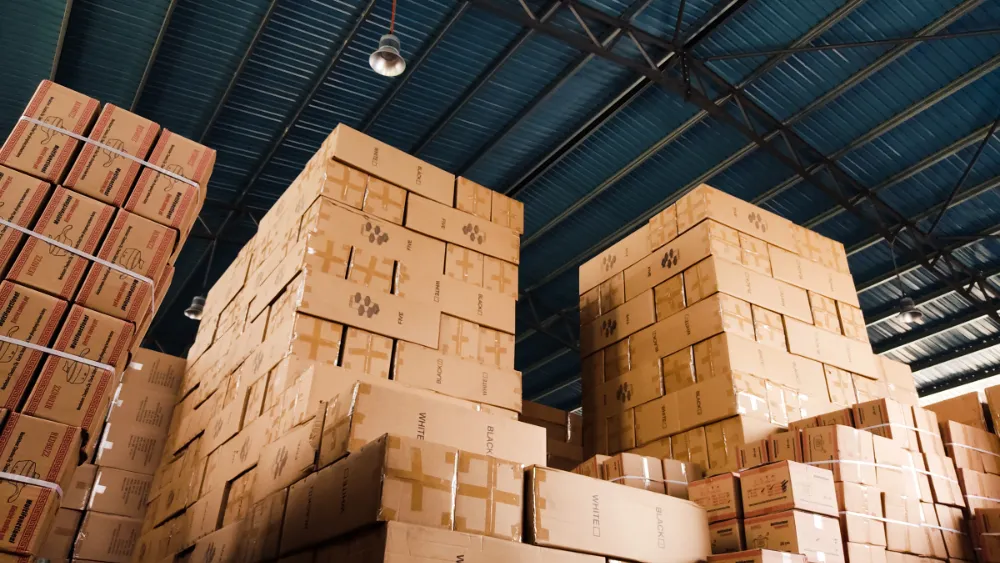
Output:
0,216,156,317
965,494,1000,503
0,471,63,497
921,522,965,535
607,476,690,486
861,422,940,436
945,442,1000,458
0,333,114,375
17,115,201,195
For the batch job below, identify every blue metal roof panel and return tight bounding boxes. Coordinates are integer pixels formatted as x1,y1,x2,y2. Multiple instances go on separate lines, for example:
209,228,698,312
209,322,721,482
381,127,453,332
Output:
0,2,65,134
912,345,1000,388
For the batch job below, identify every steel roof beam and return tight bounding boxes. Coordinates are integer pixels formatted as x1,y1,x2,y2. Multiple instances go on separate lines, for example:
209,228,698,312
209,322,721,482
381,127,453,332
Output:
50,0,74,79
521,347,574,376
132,0,180,111
530,374,581,402
873,308,989,355
361,2,471,133
519,0,869,248
910,332,1000,373
917,362,1000,396
864,261,1000,327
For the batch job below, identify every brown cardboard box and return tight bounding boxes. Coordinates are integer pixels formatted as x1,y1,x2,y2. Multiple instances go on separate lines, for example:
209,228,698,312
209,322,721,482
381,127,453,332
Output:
223,468,257,527
0,166,50,274
740,461,838,518
648,204,678,250
676,185,799,253
710,519,746,554
437,314,479,360
0,281,67,409
456,177,492,220
911,407,945,456
923,454,964,507
574,454,612,479
881,492,930,556
602,452,666,494
314,124,454,206
935,504,973,560
579,224,650,294
0,412,82,499
920,502,949,560
654,272,686,320
845,545,887,563
190,522,245,563
685,255,812,322
871,435,919,498
876,357,919,406
663,347,696,393
445,243,484,287
672,426,710,472
243,488,287,563
786,318,877,378
600,359,663,413
768,245,860,307
580,286,601,324
347,246,395,295
0,80,99,182
708,549,808,563
736,440,769,471
604,338,630,380
743,510,845,563
252,417,321,502
706,416,782,476
769,432,803,464
581,290,656,354
318,379,546,469
77,210,177,321
837,482,886,546
37,507,80,561
942,420,1000,475
107,382,174,436
693,332,819,391
202,408,278,495
606,407,636,454
341,327,393,379
74,512,143,563
8,186,115,298
478,326,515,370
281,434,460,553
809,292,841,334
824,365,857,406
127,129,215,230
0,480,59,554
837,302,869,343
363,177,407,224
664,458,703,499
89,466,153,518
854,398,919,451
490,190,524,234
122,347,184,394
740,232,771,275
481,255,518,301
25,305,132,433
752,305,786,351
65,104,160,205
396,266,516,333
179,486,225,548
803,425,877,485
394,341,522,411
690,473,742,522
926,393,988,432
600,272,626,311
525,466,711,562
65,462,97,510
455,451,523,542
95,419,169,475
406,194,518,264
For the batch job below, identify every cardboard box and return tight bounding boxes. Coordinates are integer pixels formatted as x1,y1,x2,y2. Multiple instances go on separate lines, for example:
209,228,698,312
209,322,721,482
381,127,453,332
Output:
455,451,523,542
0,166,50,274
935,504,973,560
786,318,877,378
8,186,115,299
77,210,177,321
942,420,1000,475
708,549,808,563
190,522,245,563
37,507,80,560
127,129,215,230
0,80,99,182
837,482,886,546
911,407,946,456
107,382,174,436
579,224,650,294
706,416,782,476
122,347,184,394
600,359,663,413
89,466,153,518
525,466,711,562
315,124,454,206
854,398,919,451
876,357,918,406
684,256,812,322
202,408,279,495
654,272,686,320
837,302,869,343
24,305,132,432
456,177,492,220
478,326,515,370
663,458,703,499
606,407,636,454
0,282,68,409
803,425,876,485
924,453,964,507
601,452,666,494
490,190,524,234
881,492,930,556
739,232,771,275
672,426,710,472
769,432,803,464
870,435,919,498
735,440,769,471
743,510,845,563
445,243,484,287
318,379,546,469
663,347,696,393
740,461,838,518
768,245,860,307
648,204,678,250
341,326,393,378
693,332,820,391
0,479,59,554
396,266,516,333
676,185,799,253
580,286,601,324
926,392,988,432
0,412,81,500
844,544,887,563
95,419,169,475
604,338,630,380
710,519,746,554
223,468,257,527
65,462,97,510
394,341,522,411
690,473,742,522
600,271,626,311
406,194,518,264
243,488,287,563
363,177,407,224
73,511,143,563
752,305,786,351
252,417,321,503
65,104,160,204
482,254,519,301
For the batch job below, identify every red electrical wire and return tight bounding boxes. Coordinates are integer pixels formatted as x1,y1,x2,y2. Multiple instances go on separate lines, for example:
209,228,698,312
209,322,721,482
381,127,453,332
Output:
390,0,397,34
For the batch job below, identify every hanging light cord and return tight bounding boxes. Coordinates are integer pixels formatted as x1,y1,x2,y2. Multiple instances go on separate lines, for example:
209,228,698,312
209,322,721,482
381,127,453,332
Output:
390,0,397,34
889,237,906,300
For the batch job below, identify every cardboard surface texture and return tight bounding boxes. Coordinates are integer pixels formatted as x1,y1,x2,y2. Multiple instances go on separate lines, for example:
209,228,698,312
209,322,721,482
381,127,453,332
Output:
0,166,50,274
740,461,838,518
744,510,845,563
127,129,214,230
0,281,67,409
406,194,519,264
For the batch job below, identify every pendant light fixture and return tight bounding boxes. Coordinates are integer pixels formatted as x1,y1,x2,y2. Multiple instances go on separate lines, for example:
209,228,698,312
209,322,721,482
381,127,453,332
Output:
890,239,923,325
370,0,406,77
184,241,216,321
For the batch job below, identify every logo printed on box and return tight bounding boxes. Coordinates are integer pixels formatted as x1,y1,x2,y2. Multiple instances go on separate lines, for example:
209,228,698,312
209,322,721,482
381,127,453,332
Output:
351,293,380,318
748,211,768,232
661,248,680,269
602,255,617,272
462,223,486,244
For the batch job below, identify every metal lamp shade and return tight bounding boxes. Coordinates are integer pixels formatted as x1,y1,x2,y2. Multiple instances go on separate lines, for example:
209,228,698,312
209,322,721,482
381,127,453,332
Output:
370,34,406,77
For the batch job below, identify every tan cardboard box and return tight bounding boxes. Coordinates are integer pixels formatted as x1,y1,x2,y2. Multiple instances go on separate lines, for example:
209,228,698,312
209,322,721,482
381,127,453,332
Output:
786,318,877,378
735,440,769,471
803,425,877,485
654,272,686,320
282,434,460,553
574,454,612,479
690,473,742,522
837,301,869,343
871,435,918,499
8,186,115,299
482,255,518,300
437,314,479,360
600,271,626,311
854,398,919,451
710,519,746,554
600,359,663,413
65,462,97,510
768,432,803,463
706,416,782,476
752,305,786,351
394,341,522,411
107,382,174,436
663,347,696,393
685,255,812,322
77,210,176,321
95,419,168,475
942,420,1000,475
663,458,703,499
74,512,143,563
318,379,545,469
579,224,650,294
837,482,886,546
445,243,484,286
478,326,515,370
743,510,845,563
252,416,322,502
37,507,80,561
602,452,666,494
881,492,929,556
455,451,523,542
648,204,678,250
580,285,601,324
89,466,153,518
935,504,973,559
607,407,636,454
122,347,185,394
920,502,948,559
396,266,516,333
769,245,860,307
673,426,710,472
809,292,841,334
202,407,279,496
926,392,988,432
845,543,887,563
178,485,225,548
223,468,257,527
740,461,838,519
0,412,82,500
580,289,656,354
363,177,407,224
739,232,771,275
126,129,215,230
923,454,964,507
693,332,818,391
676,185,799,253
875,357,918,406
708,549,808,563
0,80,99,182
490,190,524,234
406,194,518,264
0,281,67,409
525,466,711,562
604,338,630,380
456,177,492,220
0,480,59,554
346,246,394,295
191,522,245,563
0,166,50,273
341,326,393,379
65,104,160,205
243,488,287,563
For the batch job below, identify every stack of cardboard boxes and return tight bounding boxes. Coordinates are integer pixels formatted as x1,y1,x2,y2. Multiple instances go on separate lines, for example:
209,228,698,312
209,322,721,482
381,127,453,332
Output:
131,123,714,563
519,400,584,470
0,79,210,555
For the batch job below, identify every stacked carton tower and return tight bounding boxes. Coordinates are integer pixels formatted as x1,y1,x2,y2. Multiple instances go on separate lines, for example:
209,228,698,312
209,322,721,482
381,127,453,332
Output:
519,400,584,470
0,80,210,555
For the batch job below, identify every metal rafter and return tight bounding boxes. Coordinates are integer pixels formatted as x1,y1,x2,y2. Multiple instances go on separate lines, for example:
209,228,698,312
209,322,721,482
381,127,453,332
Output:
918,362,1000,396
522,347,574,376
874,307,991,355
51,0,74,79
864,262,1000,327
909,332,1000,373
132,0,180,111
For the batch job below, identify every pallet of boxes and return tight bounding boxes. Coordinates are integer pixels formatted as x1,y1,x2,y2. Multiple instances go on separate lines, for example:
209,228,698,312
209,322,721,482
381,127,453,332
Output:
130,124,714,563
0,78,211,558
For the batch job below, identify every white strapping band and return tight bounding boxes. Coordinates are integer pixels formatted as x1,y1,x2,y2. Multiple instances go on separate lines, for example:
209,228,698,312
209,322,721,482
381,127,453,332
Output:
840,511,920,528
608,476,690,486
861,422,940,436
0,471,63,497
0,334,114,375
945,442,1000,457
